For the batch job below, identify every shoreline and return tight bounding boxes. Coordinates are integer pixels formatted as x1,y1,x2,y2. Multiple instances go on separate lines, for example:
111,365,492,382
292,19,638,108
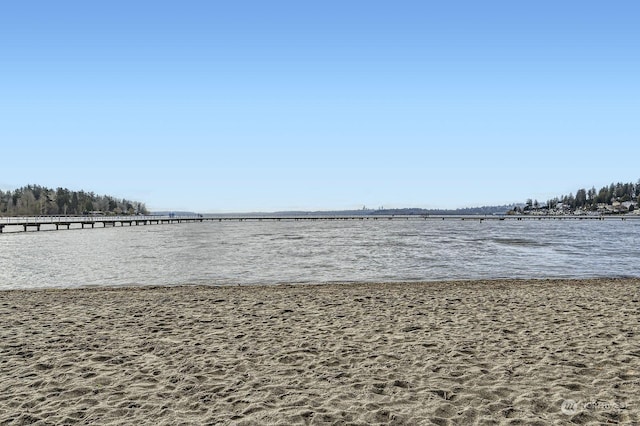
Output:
1,278,639,424
2,275,640,293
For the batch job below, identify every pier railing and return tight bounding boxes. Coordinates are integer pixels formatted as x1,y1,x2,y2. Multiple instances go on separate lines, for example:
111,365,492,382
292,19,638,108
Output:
0,215,197,224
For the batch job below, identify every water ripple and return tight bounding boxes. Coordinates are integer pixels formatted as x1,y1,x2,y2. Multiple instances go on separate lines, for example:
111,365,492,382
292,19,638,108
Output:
1,219,640,289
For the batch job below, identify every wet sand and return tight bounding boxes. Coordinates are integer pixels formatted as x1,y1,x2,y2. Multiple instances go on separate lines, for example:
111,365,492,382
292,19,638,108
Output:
1,279,639,425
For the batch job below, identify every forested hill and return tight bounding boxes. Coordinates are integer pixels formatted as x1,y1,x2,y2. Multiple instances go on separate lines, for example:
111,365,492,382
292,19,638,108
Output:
0,185,149,216
270,205,515,216
521,179,640,212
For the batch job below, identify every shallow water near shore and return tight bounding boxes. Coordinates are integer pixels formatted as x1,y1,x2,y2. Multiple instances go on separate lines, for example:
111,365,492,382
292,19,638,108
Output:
1,218,639,290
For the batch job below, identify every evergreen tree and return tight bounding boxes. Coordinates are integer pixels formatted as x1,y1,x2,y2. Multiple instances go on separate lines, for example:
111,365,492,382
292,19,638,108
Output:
575,189,587,208
0,185,150,216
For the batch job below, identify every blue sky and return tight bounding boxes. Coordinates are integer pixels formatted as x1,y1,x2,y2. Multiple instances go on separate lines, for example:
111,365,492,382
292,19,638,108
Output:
1,1,639,212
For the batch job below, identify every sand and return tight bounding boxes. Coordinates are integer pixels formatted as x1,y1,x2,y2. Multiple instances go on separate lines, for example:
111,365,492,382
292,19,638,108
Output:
1,279,639,425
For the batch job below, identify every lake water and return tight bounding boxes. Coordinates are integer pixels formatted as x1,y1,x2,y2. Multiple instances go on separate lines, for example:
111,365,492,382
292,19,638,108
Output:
1,218,639,290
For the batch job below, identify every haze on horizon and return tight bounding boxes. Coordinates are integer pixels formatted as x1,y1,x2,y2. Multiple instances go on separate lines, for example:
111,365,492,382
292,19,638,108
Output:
1,1,639,213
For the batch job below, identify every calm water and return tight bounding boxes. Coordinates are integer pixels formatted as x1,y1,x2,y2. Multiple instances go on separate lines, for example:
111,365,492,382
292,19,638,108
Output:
1,219,639,290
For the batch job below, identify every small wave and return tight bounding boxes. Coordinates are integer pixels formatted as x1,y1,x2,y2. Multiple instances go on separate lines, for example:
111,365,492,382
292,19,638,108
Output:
271,235,304,241
492,238,548,247
391,232,421,237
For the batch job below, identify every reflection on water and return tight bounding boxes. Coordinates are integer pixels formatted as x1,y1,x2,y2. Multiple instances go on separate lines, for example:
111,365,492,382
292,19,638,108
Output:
1,219,639,289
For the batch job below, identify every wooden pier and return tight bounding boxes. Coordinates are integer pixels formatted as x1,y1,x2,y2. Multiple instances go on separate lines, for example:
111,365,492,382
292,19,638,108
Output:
205,214,638,223
1,213,638,233
0,215,205,233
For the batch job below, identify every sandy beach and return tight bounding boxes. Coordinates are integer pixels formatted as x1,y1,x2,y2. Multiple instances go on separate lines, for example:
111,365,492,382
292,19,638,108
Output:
1,279,639,425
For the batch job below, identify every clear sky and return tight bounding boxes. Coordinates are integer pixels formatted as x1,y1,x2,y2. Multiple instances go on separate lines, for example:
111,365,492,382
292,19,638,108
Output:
1,1,639,212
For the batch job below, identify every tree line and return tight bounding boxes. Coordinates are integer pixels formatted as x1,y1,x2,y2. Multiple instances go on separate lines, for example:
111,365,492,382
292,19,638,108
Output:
0,184,149,216
525,179,640,211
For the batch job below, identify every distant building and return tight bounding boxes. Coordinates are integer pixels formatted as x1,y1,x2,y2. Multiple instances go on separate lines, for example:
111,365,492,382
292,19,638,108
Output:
621,201,635,212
